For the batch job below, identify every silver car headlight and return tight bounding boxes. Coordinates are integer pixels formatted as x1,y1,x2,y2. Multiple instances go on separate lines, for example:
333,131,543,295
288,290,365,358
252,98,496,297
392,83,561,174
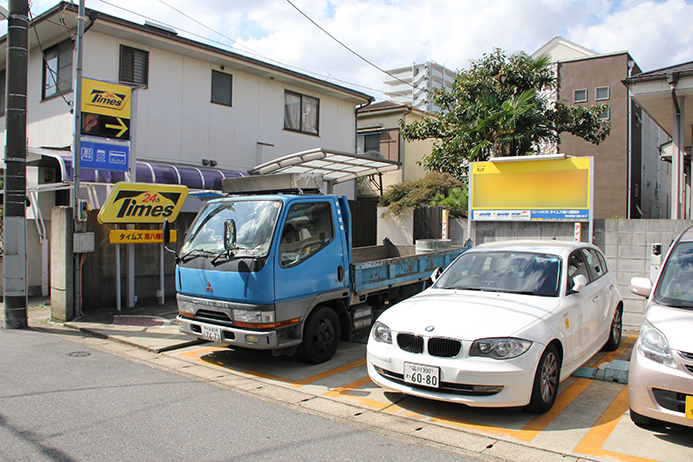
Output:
470,338,533,359
372,321,392,344
637,319,674,367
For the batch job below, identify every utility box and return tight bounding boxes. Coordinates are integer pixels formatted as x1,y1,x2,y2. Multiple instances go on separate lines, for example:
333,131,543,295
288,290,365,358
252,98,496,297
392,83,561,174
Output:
74,232,95,253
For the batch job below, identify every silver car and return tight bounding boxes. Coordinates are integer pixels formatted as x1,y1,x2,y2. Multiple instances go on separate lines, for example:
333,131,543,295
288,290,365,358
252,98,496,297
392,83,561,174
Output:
629,226,693,428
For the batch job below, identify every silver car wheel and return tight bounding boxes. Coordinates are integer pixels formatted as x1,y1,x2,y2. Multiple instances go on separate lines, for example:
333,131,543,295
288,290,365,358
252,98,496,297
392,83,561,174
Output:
540,351,558,403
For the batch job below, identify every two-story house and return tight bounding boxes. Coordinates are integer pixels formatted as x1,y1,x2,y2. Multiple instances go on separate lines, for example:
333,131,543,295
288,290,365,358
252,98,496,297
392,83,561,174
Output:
0,1,375,302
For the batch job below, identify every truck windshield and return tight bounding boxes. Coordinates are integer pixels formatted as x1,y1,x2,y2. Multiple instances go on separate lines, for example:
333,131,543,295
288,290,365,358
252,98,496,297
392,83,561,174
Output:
181,199,282,258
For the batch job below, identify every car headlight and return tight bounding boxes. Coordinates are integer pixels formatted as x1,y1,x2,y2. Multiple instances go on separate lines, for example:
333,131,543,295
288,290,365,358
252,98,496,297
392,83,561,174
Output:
637,319,674,367
372,321,392,344
470,338,533,359
233,309,275,324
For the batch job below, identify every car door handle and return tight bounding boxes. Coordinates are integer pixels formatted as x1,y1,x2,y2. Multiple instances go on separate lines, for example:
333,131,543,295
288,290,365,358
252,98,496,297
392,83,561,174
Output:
337,265,345,282
592,295,600,302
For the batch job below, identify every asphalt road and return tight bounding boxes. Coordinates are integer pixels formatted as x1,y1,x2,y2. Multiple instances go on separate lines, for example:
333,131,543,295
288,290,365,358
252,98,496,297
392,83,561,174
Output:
0,328,486,462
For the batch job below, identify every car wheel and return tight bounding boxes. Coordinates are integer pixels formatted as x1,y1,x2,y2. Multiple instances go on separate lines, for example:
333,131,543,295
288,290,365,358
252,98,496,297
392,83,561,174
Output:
526,344,560,413
602,306,622,352
630,408,654,428
298,306,341,364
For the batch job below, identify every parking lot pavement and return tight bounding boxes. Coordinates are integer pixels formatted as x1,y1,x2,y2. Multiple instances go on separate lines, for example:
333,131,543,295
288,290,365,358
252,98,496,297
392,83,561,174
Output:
167,332,693,462
27,300,692,462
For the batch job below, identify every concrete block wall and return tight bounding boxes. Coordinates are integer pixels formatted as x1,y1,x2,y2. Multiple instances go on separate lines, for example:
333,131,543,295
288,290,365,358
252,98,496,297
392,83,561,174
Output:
377,213,693,330
593,219,693,329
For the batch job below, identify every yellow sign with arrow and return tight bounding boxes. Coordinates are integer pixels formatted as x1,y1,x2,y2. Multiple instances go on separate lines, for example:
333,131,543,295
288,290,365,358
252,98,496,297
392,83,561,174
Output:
81,78,132,140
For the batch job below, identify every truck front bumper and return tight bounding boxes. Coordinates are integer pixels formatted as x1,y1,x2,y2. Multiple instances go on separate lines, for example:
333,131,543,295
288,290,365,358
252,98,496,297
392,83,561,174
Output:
177,316,302,350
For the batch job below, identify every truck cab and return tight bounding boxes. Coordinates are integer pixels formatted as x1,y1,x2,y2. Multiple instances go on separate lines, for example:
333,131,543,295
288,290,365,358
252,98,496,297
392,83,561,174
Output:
176,175,352,363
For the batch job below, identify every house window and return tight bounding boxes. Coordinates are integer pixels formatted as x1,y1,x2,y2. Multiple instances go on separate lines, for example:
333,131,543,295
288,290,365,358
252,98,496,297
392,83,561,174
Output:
119,45,149,86
357,132,380,154
595,86,610,101
0,69,5,117
43,40,73,100
284,91,319,135
211,70,232,106
573,89,587,103
599,106,610,120
357,128,400,162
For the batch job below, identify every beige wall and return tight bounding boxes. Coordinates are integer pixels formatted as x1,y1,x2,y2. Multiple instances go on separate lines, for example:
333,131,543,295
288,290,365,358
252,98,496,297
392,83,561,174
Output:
557,54,634,219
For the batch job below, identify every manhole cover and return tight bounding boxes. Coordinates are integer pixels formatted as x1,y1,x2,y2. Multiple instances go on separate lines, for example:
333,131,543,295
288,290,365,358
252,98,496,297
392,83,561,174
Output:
67,351,91,358
112,315,168,327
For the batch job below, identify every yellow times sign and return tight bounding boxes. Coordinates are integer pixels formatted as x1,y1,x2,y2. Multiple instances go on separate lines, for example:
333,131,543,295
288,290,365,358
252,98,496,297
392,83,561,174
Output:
82,78,132,118
110,229,177,244
98,182,189,224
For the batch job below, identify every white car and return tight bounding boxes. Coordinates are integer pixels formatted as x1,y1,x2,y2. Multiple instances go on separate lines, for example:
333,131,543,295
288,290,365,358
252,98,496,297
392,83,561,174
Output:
367,240,623,413
628,226,693,428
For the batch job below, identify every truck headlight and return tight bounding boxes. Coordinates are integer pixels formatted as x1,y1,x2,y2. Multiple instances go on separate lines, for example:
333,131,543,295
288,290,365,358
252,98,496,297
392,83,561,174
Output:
470,338,533,359
233,309,274,324
637,320,674,367
177,297,195,316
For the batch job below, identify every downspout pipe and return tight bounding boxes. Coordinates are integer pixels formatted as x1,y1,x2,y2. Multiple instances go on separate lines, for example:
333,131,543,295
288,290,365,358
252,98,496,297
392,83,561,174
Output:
354,97,374,196
668,72,682,218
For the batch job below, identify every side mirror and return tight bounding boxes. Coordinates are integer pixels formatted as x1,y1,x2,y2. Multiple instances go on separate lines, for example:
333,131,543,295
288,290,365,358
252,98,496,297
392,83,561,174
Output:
162,219,177,257
571,274,588,293
224,219,237,251
162,219,171,244
629,277,653,298
431,266,444,283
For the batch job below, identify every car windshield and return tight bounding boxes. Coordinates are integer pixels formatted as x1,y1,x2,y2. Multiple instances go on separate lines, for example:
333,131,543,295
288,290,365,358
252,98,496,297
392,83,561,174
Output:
181,199,282,258
433,250,562,297
653,241,693,310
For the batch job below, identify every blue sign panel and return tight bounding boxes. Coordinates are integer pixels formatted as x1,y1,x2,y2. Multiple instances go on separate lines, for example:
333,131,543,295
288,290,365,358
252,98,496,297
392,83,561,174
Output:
472,208,589,222
80,137,130,172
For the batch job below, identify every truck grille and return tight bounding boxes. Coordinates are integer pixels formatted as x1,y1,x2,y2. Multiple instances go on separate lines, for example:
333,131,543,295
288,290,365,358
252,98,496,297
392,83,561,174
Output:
396,334,462,357
195,309,232,323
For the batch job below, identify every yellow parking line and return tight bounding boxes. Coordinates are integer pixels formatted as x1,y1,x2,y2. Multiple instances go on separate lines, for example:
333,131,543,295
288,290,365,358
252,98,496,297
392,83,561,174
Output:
323,376,393,409
251,358,367,387
594,334,637,368
573,387,657,462
173,345,366,386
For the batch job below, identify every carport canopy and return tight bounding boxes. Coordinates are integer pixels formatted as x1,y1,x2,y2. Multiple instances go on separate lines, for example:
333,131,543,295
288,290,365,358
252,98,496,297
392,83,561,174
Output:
249,148,400,189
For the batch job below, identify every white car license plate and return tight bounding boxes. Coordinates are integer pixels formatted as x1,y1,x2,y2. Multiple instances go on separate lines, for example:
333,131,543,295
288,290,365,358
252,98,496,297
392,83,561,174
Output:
404,362,440,388
202,325,222,342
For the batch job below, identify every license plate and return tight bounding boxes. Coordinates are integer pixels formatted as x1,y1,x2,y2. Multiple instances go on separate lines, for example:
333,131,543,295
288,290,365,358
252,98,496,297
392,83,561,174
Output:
201,325,222,342
404,362,440,388
686,396,693,420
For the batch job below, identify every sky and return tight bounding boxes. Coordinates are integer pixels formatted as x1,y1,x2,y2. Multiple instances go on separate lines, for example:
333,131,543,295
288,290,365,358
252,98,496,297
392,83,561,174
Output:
3,0,693,100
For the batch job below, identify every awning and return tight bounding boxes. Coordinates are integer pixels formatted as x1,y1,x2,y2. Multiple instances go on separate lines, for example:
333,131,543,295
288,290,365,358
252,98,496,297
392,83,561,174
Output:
27,147,246,190
249,148,400,184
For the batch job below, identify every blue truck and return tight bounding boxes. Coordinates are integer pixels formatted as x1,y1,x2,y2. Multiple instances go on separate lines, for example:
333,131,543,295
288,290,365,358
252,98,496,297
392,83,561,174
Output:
172,174,468,363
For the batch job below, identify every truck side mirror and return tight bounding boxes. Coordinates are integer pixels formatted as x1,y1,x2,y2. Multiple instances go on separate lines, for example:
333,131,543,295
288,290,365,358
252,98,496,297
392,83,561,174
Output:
224,219,237,251
431,266,444,283
163,219,171,244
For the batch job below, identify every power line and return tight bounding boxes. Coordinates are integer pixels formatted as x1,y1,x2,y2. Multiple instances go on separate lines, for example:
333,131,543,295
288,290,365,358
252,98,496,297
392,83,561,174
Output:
97,0,381,95
284,0,420,93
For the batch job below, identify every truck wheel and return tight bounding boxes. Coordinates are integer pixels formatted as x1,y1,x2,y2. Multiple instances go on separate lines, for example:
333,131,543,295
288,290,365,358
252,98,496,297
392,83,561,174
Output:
298,306,341,364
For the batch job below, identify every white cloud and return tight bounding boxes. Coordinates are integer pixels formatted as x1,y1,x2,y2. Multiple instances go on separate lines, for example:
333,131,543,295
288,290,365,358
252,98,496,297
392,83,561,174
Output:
4,0,692,99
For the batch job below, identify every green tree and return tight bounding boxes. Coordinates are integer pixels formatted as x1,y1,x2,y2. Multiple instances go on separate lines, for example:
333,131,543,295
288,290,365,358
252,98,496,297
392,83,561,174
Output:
401,48,610,180
379,172,467,217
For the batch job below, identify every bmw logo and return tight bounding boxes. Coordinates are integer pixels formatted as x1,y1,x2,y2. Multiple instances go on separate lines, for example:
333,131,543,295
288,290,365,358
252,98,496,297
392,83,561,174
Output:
425,325,435,332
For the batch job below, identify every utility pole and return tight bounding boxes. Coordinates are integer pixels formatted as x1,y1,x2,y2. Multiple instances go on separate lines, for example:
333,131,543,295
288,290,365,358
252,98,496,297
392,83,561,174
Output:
2,0,29,328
